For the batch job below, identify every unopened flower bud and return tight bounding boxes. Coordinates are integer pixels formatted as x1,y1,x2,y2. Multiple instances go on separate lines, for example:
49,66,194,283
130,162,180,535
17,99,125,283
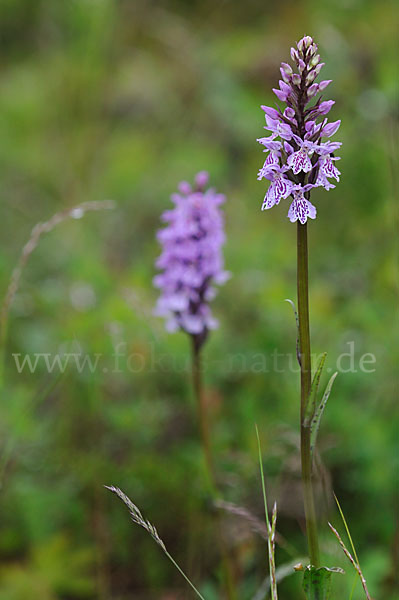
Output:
273,88,289,102
313,62,324,77
281,62,292,74
310,54,320,67
195,171,209,189
308,43,317,56
318,79,332,91
302,35,313,48
261,106,280,119
307,83,319,98
280,67,291,83
297,38,305,53
281,62,293,75
306,69,318,84
284,107,296,119
321,119,341,137
318,100,335,115
290,47,299,62
298,58,306,72
305,120,316,133
178,181,192,195
292,73,301,86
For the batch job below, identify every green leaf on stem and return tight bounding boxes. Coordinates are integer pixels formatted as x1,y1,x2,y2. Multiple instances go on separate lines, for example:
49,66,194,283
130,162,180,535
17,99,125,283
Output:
304,352,327,426
302,565,344,600
310,371,338,457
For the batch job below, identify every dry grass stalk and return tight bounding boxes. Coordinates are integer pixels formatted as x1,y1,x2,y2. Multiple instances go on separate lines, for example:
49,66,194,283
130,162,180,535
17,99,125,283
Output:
328,522,372,600
214,498,268,539
106,485,206,600
0,200,114,346
105,485,166,550
256,425,278,600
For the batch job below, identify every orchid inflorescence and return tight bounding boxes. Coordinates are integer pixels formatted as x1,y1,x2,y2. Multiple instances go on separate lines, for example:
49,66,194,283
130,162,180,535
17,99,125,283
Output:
154,171,229,348
257,35,341,224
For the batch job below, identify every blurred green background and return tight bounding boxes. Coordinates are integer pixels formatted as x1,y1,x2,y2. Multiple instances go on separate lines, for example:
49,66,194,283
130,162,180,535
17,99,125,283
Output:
0,0,397,598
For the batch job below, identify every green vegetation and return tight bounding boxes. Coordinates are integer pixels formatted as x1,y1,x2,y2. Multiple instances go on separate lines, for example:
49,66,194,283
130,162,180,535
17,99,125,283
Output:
0,1,397,598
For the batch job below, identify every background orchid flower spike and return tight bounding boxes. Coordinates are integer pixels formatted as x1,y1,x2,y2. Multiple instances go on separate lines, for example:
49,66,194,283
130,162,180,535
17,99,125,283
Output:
154,171,229,351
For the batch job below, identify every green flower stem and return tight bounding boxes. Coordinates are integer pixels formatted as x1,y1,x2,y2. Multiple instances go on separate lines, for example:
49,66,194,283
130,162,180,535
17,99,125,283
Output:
191,340,214,489
191,339,237,600
297,222,320,568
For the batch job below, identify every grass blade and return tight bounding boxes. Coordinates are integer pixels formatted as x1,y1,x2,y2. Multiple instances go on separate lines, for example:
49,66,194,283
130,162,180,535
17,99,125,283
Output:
304,352,327,426
310,371,338,457
328,522,371,600
333,493,361,599
255,425,278,600
333,493,360,565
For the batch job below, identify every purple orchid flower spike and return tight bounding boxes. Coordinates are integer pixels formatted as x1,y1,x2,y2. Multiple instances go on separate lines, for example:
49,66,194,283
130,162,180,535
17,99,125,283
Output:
154,173,229,351
256,35,342,223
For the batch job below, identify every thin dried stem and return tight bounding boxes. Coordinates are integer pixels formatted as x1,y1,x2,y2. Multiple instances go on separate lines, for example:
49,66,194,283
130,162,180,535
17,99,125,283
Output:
256,425,278,600
190,340,237,600
0,200,114,382
214,499,269,540
191,339,214,488
214,498,299,558
328,522,372,600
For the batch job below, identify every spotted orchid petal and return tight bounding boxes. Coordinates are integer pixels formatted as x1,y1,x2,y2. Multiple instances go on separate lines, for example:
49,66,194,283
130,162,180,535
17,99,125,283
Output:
320,155,341,181
288,189,317,224
262,169,294,210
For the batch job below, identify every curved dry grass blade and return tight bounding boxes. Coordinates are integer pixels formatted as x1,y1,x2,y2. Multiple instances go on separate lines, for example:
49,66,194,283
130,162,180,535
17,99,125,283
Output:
214,498,268,539
214,499,299,557
0,200,115,367
105,485,206,600
328,522,371,600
